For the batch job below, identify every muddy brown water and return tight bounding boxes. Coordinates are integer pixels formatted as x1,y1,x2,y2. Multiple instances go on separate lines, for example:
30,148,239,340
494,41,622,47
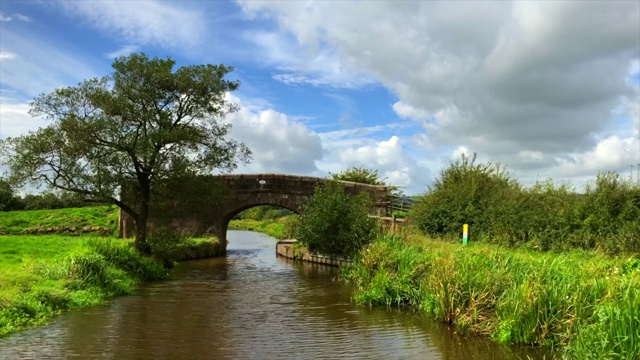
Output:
0,231,551,359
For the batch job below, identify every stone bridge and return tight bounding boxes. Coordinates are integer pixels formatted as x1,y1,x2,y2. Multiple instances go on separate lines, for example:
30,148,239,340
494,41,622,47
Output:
119,174,389,251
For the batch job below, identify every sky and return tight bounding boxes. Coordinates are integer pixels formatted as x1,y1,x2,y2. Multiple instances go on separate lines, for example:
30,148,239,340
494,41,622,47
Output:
0,0,639,195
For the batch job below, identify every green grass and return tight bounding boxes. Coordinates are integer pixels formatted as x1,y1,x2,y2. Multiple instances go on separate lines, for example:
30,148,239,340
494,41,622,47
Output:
228,217,289,239
0,206,119,234
0,235,168,338
342,233,640,359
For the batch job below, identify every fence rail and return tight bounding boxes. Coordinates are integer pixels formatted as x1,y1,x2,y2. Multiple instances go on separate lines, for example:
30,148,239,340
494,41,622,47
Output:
389,195,415,213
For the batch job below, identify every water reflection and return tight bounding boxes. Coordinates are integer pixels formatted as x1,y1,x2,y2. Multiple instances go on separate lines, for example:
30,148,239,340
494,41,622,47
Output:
0,231,550,359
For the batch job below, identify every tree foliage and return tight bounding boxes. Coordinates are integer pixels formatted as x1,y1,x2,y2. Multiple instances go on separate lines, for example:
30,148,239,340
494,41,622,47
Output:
0,178,17,211
410,153,517,237
332,166,401,199
293,181,379,257
1,53,250,252
331,167,386,185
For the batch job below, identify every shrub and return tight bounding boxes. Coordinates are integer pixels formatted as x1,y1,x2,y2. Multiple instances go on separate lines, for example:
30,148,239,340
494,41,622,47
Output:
410,154,640,255
293,181,379,257
410,153,518,239
147,228,192,267
85,238,168,281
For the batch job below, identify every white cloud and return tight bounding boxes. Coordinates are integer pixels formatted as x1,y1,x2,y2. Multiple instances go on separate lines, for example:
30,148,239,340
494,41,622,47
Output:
223,94,323,174
337,136,431,193
0,12,31,22
0,52,17,60
451,146,470,160
319,129,433,193
551,135,640,178
13,14,31,22
240,27,377,88
0,30,97,98
53,1,206,49
0,98,48,140
223,93,431,193
104,45,140,59
392,101,429,121
238,0,640,184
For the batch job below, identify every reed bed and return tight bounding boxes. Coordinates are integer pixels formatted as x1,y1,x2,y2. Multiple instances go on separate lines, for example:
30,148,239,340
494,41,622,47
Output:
342,234,640,359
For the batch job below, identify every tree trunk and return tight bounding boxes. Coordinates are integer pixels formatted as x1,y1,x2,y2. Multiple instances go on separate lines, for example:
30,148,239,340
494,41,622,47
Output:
134,219,151,254
134,177,152,255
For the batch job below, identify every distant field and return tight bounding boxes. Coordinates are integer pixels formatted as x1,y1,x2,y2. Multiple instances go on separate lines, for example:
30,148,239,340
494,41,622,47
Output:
0,206,119,235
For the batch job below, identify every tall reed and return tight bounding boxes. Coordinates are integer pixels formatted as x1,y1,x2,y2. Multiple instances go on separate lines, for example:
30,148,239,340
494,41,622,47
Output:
342,234,640,359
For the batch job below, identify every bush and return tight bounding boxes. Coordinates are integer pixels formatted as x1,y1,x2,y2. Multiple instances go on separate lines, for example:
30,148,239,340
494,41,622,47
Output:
293,181,379,257
410,153,518,239
65,239,168,294
85,238,168,281
147,228,223,265
147,228,192,267
410,154,640,255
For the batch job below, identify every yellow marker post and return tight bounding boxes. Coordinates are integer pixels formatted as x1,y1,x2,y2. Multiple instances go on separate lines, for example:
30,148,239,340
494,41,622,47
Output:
462,224,469,245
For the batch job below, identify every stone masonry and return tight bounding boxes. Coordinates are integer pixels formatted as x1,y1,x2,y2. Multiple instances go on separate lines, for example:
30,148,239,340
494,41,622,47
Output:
119,174,389,252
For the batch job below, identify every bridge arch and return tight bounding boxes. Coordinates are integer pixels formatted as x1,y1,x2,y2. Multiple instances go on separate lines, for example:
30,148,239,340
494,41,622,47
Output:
219,202,300,240
119,174,389,253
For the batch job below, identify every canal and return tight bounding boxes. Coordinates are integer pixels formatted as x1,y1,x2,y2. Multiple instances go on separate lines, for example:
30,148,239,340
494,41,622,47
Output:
0,231,550,359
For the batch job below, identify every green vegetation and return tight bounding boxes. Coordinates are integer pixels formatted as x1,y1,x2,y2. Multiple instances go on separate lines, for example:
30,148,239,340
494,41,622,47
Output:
1,53,250,253
0,235,167,337
147,229,224,267
0,205,118,235
233,205,293,221
331,166,387,185
0,233,222,338
229,217,290,239
410,153,640,255
343,234,640,359
292,181,379,257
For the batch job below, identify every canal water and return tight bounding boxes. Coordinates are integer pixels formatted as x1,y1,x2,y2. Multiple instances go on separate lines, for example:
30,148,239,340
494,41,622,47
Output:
0,231,550,359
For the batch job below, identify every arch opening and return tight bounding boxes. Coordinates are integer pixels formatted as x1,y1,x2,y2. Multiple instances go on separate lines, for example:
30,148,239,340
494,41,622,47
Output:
222,203,298,241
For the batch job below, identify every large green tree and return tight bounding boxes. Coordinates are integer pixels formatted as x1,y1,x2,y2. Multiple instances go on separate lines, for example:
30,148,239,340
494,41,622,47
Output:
0,53,251,252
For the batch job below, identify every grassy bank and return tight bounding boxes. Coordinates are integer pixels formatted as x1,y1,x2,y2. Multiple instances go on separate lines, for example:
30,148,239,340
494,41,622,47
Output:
0,205,119,235
342,234,640,359
0,234,222,338
228,217,289,239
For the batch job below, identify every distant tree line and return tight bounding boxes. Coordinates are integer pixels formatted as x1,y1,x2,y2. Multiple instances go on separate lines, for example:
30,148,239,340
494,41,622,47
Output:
0,179,93,211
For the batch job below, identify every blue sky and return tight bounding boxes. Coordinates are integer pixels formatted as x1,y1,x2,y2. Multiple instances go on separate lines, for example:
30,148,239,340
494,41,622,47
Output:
1,1,639,194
